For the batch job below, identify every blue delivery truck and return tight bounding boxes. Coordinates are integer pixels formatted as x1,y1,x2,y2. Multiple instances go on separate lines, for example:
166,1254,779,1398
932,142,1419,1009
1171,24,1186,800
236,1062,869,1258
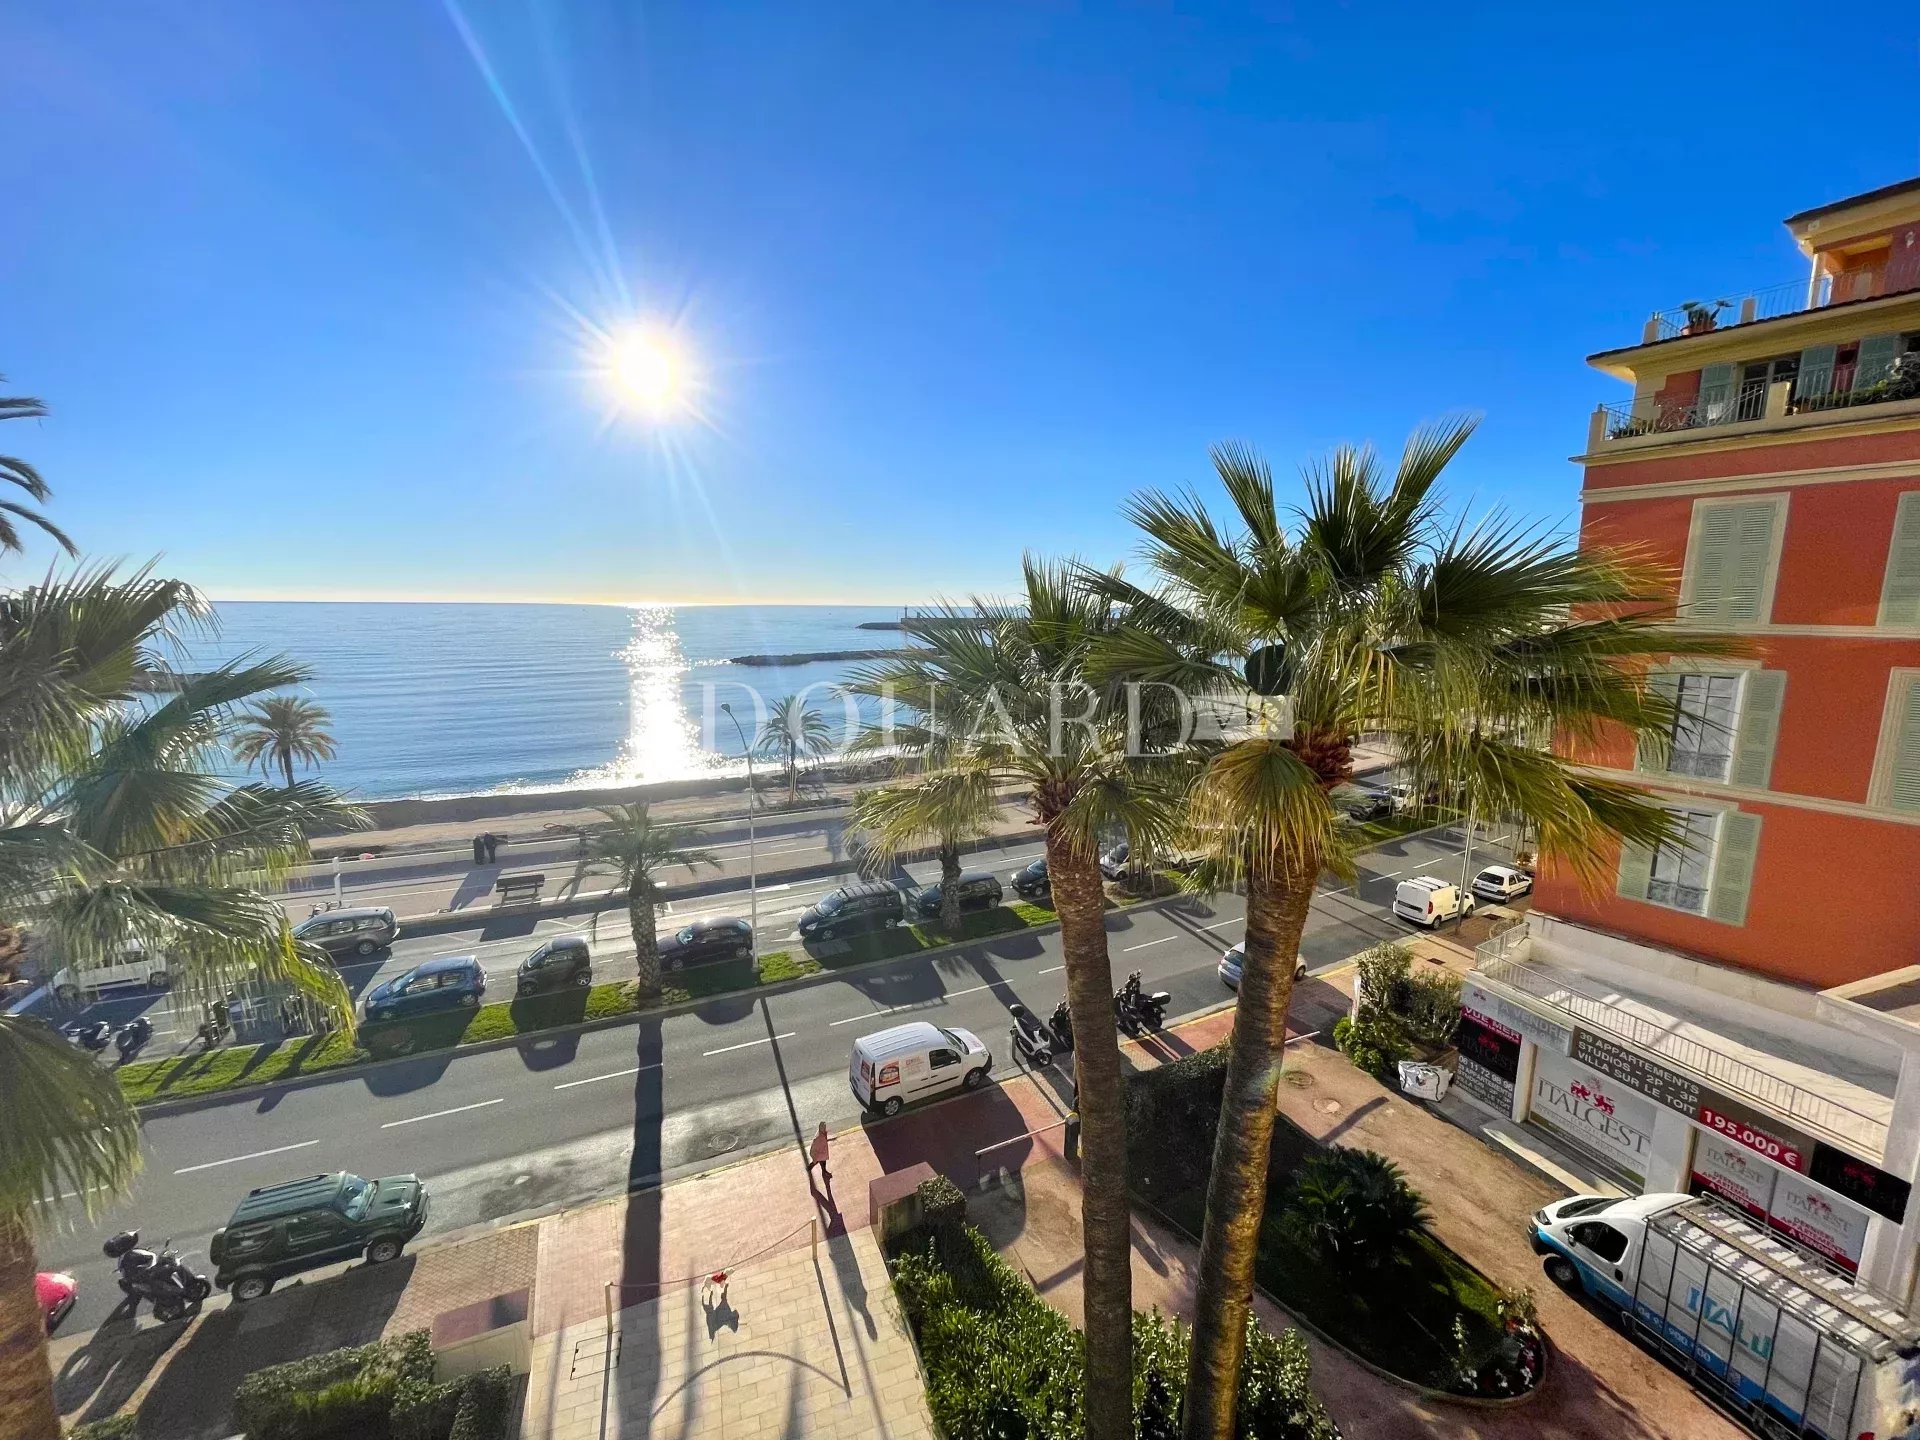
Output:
1531,1192,1920,1439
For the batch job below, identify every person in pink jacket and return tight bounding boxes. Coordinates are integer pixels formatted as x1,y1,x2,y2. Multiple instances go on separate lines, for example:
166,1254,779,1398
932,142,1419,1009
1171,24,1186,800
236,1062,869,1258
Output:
808,1123,832,1184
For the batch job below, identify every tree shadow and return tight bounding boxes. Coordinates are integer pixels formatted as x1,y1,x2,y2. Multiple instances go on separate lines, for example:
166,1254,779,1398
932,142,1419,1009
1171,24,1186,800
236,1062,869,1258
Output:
616,1016,668,1430
476,913,542,944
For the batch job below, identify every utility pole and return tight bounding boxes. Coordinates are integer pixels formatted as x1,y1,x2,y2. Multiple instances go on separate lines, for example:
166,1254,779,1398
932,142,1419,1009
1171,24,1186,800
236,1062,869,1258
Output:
720,703,758,936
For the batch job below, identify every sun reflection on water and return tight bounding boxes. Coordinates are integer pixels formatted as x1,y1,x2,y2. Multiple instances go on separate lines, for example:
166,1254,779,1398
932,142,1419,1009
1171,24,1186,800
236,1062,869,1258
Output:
591,607,717,786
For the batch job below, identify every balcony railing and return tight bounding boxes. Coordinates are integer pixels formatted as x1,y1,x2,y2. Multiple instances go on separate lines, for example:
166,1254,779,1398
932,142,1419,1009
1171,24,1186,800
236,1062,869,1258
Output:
1600,355,1920,442
1474,954,1886,1155
1645,264,1911,343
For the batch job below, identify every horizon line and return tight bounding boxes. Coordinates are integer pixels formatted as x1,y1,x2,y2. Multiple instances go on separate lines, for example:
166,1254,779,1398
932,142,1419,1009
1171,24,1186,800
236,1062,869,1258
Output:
204,594,923,608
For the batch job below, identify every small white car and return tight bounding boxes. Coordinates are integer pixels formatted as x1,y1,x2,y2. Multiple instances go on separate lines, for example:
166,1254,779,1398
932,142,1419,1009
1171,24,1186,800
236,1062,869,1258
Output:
1218,943,1308,989
52,947,172,1003
1470,864,1533,903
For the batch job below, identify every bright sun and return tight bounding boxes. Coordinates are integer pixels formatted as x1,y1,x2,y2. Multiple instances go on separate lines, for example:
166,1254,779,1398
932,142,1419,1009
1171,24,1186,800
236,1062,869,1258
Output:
602,328,689,416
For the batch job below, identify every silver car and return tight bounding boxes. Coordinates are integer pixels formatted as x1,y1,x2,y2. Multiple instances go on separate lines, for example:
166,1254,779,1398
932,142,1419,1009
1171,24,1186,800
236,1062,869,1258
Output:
1218,942,1308,988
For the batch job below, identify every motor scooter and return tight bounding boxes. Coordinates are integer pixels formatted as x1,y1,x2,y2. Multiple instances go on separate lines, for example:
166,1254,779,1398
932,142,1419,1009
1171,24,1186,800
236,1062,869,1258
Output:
114,1016,154,1061
71,1020,112,1052
102,1231,211,1322
1114,971,1171,1033
1007,1003,1054,1067
1047,999,1074,1053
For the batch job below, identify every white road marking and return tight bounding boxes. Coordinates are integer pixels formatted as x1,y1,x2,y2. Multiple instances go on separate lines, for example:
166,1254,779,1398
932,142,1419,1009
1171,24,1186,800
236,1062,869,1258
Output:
173,1139,318,1175
380,1098,505,1129
1123,936,1175,951
1039,964,1064,974
828,979,1005,1028
702,1032,796,1056
552,1063,662,1091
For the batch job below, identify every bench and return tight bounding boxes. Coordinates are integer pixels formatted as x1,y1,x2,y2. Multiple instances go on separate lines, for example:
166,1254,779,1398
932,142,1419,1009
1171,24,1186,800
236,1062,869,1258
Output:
493,873,545,907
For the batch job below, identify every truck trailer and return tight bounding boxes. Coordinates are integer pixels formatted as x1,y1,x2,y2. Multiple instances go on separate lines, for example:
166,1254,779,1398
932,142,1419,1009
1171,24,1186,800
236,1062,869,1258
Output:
1531,1192,1920,1439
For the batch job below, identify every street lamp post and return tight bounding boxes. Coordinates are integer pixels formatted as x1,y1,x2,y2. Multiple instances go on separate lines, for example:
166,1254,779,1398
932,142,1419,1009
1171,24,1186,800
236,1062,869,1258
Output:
720,703,758,935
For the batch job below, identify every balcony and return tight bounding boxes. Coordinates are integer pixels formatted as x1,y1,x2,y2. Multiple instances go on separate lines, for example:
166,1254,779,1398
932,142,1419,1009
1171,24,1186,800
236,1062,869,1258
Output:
1640,264,1915,345
1594,352,1920,448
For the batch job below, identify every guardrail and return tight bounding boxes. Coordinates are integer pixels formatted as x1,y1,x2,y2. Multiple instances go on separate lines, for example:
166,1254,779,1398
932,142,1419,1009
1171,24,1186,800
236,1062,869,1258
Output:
1474,954,1886,1156
1645,265,1912,343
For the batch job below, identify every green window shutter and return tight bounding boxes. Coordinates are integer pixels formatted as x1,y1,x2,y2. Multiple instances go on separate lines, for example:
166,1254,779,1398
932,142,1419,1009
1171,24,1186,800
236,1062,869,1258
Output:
1728,670,1786,789
1706,812,1762,926
1637,671,1681,773
1698,362,1736,424
1796,343,1837,401
1688,500,1779,626
1616,840,1655,901
1888,680,1920,813
1880,492,1920,627
1857,333,1903,390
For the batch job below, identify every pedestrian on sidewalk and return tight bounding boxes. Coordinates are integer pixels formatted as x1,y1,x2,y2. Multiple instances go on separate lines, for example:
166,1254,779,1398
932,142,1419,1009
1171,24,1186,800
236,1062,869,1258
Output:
472,835,486,866
808,1123,832,1184
485,832,501,864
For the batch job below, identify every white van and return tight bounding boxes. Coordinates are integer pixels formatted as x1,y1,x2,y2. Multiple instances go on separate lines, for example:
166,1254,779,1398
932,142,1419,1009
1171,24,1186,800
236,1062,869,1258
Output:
1392,876,1474,927
52,947,172,1003
849,1021,993,1118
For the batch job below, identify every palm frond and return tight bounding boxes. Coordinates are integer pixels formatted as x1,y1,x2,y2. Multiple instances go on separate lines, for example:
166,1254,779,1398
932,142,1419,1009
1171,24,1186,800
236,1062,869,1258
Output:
0,1015,142,1226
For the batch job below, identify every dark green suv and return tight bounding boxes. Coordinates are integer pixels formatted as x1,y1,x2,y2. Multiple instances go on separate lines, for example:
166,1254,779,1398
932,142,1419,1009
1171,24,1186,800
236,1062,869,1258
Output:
209,1171,430,1301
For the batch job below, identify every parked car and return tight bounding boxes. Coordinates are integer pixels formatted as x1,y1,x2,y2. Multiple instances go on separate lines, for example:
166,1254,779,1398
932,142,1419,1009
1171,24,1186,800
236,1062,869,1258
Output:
1217,942,1307,989
361,955,486,1024
1098,842,1131,880
1010,857,1051,897
209,1171,430,1302
1332,785,1393,823
848,1020,992,1118
659,917,754,970
1392,876,1475,927
51,946,170,1003
1470,864,1533,903
515,935,592,994
912,873,1003,918
293,906,400,958
1383,783,1418,814
36,1272,76,1332
797,882,904,942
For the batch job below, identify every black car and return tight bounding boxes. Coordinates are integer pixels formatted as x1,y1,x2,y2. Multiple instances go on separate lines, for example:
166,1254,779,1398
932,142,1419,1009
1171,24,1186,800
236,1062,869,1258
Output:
209,1171,429,1302
659,916,754,970
912,872,1004,919
1334,786,1393,824
797,882,904,942
1010,857,1050,897
516,935,592,995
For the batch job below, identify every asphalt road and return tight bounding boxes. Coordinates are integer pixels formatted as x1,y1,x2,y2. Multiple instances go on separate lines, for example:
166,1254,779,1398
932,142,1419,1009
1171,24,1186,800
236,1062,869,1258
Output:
38,819,1515,1333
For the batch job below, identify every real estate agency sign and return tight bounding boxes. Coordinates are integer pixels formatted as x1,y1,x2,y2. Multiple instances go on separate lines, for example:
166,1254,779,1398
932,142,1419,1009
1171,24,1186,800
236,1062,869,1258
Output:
1692,1135,1871,1274
1529,1049,1657,1180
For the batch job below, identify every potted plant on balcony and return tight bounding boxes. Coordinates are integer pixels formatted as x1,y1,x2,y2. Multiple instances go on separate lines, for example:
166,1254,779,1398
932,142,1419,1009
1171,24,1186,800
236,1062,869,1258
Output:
1680,299,1729,335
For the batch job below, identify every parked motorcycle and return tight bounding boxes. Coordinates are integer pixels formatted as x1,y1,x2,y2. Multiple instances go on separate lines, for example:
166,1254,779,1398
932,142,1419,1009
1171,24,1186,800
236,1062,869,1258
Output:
1047,999,1075,1054
1114,971,1171,1033
71,1020,112,1052
103,1231,211,1322
1007,1003,1054,1068
194,998,232,1051
114,1016,154,1061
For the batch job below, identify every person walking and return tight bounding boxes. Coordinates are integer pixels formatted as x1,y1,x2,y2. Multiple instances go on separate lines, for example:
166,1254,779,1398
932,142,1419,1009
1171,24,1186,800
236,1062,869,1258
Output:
484,832,501,864
808,1123,832,1185
472,835,486,866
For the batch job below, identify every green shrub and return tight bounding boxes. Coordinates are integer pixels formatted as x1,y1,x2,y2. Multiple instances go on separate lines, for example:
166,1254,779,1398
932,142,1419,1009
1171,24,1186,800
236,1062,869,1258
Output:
1125,1042,1229,1192
1238,1321,1339,1440
448,1367,515,1440
67,1417,139,1440
1331,1010,1410,1082
917,1173,968,1232
1281,1149,1430,1277
1400,971,1462,1050
232,1330,437,1440
1352,942,1413,1011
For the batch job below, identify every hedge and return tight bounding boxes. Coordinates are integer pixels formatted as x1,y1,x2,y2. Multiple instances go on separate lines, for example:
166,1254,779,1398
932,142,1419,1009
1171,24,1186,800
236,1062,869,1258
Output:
231,1331,513,1440
889,1222,1337,1440
66,1418,138,1440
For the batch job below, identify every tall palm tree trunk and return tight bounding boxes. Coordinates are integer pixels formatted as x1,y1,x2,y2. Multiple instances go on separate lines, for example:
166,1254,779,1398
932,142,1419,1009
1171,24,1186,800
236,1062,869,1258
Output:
1046,824,1132,1440
1180,854,1317,1440
937,841,963,933
629,889,661,998
281,750,295,789
0,1210,59,1440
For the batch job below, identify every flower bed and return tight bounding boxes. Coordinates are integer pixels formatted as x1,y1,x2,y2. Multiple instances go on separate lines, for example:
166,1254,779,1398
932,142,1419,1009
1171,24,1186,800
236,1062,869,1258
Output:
1126,1045,1543,1400
887,1187,1340,1439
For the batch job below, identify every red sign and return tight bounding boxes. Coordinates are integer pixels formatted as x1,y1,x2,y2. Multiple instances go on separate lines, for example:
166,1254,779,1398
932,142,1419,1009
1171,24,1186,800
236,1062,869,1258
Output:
1697,1099,1807,1173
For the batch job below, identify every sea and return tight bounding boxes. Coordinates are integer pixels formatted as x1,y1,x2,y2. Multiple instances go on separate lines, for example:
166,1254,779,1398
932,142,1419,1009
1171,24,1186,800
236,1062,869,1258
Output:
197,603,913,801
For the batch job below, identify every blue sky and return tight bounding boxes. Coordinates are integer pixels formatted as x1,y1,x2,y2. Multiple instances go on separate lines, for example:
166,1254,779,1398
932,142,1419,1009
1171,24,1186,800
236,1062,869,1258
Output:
5,2,1917,604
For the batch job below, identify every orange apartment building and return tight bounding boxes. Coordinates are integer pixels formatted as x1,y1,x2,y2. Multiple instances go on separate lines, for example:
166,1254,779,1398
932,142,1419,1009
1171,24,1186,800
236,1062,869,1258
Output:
1461,178,1920,1301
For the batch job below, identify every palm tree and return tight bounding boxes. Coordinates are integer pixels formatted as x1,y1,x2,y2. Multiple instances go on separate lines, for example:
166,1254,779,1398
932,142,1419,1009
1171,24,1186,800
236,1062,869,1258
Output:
846,559,1188,1440
0,1018,141,1440
755,694,833,804
581,803,721,998
0,388,75,558
1088,424,1735,1439
231,695,339,789
849,767,997,933
0,567,367,1438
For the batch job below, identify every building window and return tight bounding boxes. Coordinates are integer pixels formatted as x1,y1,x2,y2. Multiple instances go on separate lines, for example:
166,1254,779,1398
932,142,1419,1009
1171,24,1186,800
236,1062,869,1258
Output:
1682,496,1785,627
1871,671,1920,814
1666,675,1741,780
1646,809,1720,915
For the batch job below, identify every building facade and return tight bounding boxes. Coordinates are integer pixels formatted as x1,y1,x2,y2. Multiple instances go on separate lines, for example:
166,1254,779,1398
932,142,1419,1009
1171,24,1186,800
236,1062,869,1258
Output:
1463,177,1920,1303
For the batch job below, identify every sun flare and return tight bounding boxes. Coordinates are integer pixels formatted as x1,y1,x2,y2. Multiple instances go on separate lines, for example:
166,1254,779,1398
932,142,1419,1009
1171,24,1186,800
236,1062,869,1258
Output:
601,327,691,417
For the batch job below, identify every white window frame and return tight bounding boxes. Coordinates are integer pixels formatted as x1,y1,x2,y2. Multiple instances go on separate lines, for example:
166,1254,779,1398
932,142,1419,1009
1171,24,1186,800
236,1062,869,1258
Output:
1664,672,1745,781
1678,493,1789,628
1868,668,1920,811
1645,805,1725,916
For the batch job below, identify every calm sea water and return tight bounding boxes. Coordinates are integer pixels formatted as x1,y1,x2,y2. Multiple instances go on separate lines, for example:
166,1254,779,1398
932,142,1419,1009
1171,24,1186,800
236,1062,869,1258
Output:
198,603,909,800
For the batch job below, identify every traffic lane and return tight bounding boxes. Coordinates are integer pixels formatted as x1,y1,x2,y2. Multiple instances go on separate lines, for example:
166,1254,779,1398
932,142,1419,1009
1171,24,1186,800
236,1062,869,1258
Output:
41,894,1248,1317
